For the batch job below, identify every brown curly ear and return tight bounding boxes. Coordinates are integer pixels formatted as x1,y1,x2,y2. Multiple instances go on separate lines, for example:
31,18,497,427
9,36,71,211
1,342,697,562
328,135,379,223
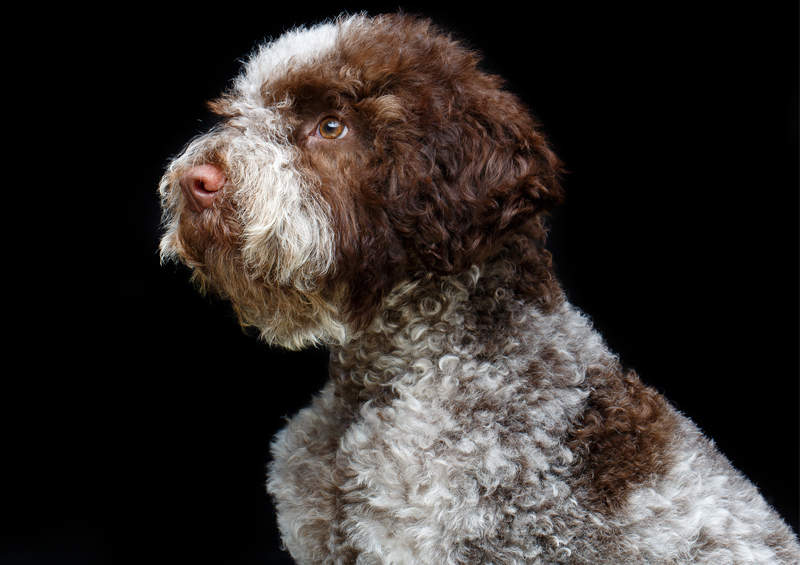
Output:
392,71,564,275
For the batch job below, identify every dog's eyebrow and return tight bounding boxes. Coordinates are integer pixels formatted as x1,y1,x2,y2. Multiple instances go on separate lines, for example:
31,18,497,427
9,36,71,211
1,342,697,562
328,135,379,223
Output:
258,60,372,110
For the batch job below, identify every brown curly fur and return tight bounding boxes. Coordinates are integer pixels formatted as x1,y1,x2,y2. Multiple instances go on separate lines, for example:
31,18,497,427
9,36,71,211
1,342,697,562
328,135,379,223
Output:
567,366,676,513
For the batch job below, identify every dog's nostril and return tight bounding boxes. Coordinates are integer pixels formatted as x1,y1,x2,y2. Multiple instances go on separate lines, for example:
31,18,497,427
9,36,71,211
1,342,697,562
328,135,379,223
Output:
180,164,226,211
192,178,212,194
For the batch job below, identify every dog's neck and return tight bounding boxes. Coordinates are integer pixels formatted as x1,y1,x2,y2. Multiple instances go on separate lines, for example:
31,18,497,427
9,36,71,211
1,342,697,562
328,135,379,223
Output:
328,256,611,398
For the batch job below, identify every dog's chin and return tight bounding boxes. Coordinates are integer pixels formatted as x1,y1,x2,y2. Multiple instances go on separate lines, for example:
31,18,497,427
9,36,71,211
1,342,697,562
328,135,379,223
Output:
231,284,349,350
170,247,347,350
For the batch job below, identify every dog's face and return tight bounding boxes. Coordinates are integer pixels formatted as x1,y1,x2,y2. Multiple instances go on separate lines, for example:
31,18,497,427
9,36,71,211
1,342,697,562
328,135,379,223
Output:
159,14,562,349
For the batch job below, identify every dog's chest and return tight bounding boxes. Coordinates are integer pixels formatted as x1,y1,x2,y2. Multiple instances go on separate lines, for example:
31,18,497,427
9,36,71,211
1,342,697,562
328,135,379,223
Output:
267,343,595,564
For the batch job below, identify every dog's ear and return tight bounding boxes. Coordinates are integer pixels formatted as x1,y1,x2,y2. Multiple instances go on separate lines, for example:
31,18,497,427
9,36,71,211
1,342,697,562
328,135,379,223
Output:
386,71,564,275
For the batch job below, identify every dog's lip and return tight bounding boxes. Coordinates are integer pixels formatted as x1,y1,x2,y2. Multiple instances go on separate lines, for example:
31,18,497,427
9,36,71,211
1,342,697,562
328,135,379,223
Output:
186,183,220,212
182,187,204,213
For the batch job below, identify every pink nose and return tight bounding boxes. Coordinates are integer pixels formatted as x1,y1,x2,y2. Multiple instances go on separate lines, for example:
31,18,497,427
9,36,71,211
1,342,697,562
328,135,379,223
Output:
179,164,226,212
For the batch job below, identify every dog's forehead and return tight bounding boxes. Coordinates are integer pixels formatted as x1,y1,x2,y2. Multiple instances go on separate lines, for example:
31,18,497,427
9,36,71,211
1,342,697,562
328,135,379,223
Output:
233,17,358,105
227,15,469,111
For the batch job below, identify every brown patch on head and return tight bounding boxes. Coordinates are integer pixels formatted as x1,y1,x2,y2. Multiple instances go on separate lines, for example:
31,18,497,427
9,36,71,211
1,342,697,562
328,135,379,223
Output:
258,14,565,329
567,366,677,514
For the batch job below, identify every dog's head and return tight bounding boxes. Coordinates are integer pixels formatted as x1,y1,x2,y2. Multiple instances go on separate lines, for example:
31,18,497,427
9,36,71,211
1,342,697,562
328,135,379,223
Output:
159,14,563,349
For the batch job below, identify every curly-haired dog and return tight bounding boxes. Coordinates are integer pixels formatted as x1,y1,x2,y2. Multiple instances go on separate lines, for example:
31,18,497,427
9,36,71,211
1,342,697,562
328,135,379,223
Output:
159,14,800,564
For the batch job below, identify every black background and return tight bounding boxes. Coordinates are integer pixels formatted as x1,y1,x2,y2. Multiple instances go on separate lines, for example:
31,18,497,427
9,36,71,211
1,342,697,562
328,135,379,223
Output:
5,2,798,564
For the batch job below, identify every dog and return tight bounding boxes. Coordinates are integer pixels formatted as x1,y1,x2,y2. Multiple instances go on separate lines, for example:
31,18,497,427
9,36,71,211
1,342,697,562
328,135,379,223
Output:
159,13,800,564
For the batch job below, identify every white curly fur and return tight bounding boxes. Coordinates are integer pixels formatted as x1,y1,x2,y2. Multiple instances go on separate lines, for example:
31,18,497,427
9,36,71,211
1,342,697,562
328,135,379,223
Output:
618,418,799,563
235,20,344,105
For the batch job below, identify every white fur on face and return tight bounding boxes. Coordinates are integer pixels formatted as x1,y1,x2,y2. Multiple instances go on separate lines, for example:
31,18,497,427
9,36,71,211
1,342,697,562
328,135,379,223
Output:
234,20,345,106
158,19,362,348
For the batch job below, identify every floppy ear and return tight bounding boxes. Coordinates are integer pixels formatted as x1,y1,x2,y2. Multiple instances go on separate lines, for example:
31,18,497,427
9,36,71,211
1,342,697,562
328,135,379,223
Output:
390,73,564,275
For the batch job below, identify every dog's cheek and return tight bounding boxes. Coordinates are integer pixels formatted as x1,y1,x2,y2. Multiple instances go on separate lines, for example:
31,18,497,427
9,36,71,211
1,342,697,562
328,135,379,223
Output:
297,149,406,329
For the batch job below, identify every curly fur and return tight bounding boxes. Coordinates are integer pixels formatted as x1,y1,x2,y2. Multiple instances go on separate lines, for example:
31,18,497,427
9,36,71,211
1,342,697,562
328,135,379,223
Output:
159,13,800,563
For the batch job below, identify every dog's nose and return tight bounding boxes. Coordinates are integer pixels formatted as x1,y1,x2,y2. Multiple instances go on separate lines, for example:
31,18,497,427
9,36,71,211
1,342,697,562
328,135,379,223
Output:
180,164,226,212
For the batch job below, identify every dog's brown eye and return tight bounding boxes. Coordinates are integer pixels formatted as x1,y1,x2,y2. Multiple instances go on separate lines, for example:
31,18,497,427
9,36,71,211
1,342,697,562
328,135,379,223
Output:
317,117,347,139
